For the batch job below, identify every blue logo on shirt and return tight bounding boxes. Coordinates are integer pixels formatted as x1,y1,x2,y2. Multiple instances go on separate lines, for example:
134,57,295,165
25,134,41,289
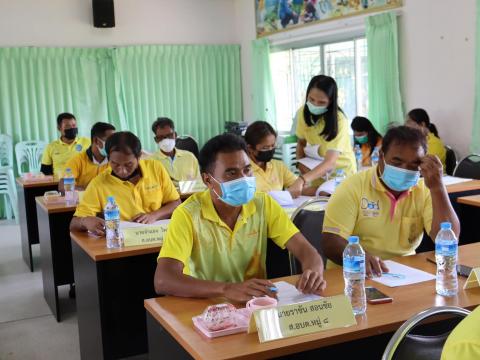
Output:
361,198,380,210
75,144,83,152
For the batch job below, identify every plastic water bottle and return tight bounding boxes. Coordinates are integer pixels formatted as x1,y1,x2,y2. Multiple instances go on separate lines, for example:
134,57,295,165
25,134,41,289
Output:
354,144,362,170
343,236,366,315
334,169,346,190
435,222,458,296
63,168,75,205
104,196,123,249
371,147,380,167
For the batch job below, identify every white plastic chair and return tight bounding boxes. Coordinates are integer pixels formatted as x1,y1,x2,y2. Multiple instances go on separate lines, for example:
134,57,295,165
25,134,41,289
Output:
0,134,18,221
15,140,47,175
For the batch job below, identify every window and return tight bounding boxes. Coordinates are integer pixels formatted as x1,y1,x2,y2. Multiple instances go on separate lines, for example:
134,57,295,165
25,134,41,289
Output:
270,38,368,132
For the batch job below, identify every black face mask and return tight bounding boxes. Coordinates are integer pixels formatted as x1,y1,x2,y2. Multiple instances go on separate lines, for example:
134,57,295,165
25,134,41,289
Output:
255,149,275,163
64,127,78,140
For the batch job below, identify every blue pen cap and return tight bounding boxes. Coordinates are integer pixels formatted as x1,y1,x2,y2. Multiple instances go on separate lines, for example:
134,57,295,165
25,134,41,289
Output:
440,222,452,230
348,236,359,244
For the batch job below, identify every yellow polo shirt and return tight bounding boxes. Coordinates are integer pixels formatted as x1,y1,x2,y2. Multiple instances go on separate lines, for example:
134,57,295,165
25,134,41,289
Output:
158,191,299,282
41,137,91,178
427,133,447,171
323,166,433,261
74,159,180,220
150,148,200,185
251,159,298,192
296,107,356,181
441,305,480,360
64,149,109,189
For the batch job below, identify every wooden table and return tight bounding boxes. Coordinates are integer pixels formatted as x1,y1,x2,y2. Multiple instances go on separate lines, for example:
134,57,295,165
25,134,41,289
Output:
145,243,480,360
457,194,480,207
16,177,59,271
445,180,480,194
35,196,76,322
71,231,161,359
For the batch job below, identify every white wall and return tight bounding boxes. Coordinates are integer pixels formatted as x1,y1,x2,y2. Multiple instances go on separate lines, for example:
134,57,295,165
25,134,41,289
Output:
234,0,477,157
0,0,237,46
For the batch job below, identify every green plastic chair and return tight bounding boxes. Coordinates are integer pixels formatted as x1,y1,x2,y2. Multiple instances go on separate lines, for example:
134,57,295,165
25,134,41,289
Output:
15,140,47,175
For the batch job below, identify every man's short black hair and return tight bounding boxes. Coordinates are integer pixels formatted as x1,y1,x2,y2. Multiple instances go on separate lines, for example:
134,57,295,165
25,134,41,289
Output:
199,133,248,174
151,117,175,134
105,131,142,158
382,125,427,155
57,112,76,126
90,122,116,141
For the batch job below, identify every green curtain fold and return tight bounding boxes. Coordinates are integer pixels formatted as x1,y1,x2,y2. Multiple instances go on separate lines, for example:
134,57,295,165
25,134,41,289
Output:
366,12,404,134
251,38,277,124
0,44,242,218
472,0,480,154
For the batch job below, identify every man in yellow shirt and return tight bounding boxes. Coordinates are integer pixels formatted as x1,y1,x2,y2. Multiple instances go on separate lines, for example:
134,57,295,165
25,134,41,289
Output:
154,134,326,302
149,117,200,185
40,112,91,177
59,122,115,192
322,126,459,276
70,132,181,235
441,305,480,360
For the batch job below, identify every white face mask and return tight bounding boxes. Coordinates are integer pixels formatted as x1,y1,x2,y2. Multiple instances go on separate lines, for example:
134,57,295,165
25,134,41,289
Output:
158,138,176,153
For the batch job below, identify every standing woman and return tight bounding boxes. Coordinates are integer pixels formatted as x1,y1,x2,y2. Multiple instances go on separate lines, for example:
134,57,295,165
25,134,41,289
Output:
405,108,447,171
295,75,356,185
351,116,383,167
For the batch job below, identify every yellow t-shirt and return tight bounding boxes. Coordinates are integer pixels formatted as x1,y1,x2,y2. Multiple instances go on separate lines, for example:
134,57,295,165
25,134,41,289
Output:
41,137,91,177
149,148,200,185
427,133,447,171
295,107,356,180
158,191,299,282
323,166,433,262
441,305,480,360
251,159,297,192
64,148,109,189
74,159,180,221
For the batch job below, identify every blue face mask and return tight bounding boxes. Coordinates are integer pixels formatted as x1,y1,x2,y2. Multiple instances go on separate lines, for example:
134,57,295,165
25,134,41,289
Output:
306,101,328,116
99,140,107,157
381,160,420,192
211,176,256,207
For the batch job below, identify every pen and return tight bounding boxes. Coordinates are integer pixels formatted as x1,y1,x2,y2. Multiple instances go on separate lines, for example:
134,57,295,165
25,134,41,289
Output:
267,286,278,293
382,272,406,279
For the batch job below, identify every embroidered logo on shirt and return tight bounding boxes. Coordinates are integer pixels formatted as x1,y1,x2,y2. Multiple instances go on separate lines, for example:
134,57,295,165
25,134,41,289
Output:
75,144,83,152
144,183,159,191
361,197,380,217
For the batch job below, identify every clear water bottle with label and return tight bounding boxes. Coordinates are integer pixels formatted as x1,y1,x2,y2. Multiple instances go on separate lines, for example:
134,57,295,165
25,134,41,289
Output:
63,168,75,205
435,222,458,296
354,144,362,170
104,196,123,249
334,169,346,190
371,147,380,167
343,236,366,315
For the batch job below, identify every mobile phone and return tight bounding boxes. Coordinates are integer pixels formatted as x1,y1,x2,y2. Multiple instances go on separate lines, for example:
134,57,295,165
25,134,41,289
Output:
457,264,473,277
365,287,393,304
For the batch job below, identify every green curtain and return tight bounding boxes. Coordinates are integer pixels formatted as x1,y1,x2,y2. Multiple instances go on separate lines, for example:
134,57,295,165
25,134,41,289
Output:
472,0,480,154
251,38,277,124
366,12,404,134
0,45,242,218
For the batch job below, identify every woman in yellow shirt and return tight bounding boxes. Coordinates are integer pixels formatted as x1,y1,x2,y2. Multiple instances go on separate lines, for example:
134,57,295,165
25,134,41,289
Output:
406,108,447,170
295,75,356,185
245,121,313,197
351,116,383,167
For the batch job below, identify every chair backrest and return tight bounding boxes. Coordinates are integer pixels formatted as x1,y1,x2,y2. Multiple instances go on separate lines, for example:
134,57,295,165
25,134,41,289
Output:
289,197,329,275
453,154,480,179
382,306,471,360
15,141,47,175
176,135,199,159
0,134,14,168
445,146,457,176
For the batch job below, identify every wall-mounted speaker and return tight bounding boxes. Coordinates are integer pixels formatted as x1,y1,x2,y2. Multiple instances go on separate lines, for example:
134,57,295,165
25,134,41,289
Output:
92,0,115,28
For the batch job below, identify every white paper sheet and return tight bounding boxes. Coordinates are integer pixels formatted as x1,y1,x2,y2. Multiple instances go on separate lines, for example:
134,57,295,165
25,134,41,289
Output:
119,219,170,230
304,145,323,160
316,179,336,196
297,157,323,170
442,176,473,186
281,195,316,209
274,281,322,306
371,260,435,288
269,190,294,206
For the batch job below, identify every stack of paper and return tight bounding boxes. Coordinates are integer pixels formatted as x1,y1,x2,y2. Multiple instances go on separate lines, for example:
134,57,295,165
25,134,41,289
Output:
274,281,322,306
442,176,473,186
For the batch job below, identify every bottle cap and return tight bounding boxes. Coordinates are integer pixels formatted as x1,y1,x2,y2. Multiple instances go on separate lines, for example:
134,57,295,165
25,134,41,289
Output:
107,196,115,203
440,222,452,230
348,236,359,244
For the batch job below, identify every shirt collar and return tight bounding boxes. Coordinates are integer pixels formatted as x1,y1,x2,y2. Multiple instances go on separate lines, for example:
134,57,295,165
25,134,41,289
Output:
156,148,182,159
250,159,272,174
200,189,257,225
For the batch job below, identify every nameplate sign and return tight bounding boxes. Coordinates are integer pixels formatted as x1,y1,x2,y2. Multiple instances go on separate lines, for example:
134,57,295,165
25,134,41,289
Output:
122,224,168,247
252,295,356,343
464,267,480,289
